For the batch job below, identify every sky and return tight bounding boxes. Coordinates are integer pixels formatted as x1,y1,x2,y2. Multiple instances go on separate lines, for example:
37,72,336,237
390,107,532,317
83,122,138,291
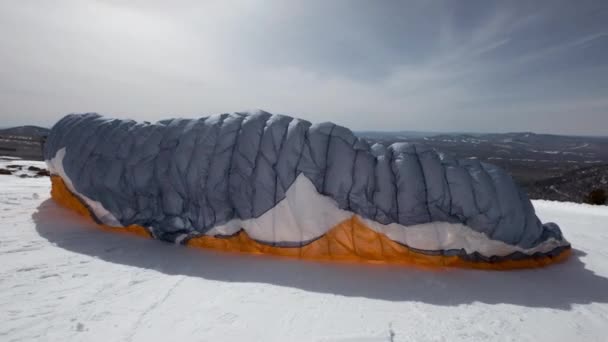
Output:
0,0,607,135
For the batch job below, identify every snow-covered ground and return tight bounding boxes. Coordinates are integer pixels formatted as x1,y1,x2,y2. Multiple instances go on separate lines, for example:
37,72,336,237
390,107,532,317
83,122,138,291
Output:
1,160,608,342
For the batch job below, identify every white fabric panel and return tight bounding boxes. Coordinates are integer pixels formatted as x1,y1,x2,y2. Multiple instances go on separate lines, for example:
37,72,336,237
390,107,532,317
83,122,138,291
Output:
361,218,568,257
205,174,352,243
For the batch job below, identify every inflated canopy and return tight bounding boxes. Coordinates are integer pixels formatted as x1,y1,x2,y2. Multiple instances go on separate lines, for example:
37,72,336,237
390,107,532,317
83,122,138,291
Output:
44,111,570,268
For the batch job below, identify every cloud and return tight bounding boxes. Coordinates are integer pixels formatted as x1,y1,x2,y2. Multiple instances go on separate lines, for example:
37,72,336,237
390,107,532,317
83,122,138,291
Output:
0,0,607,135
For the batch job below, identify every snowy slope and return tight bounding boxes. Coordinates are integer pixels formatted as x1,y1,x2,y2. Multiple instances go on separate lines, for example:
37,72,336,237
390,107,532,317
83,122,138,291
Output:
1,162,608,342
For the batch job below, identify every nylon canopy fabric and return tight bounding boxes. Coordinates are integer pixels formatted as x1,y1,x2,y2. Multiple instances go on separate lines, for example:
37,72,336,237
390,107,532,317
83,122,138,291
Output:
43,111,571,267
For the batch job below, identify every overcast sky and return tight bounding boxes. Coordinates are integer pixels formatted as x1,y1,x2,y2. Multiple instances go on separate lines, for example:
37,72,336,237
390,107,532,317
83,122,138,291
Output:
1,1,607,135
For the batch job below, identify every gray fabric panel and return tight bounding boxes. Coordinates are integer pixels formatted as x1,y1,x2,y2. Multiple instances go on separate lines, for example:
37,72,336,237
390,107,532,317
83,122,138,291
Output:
275,118,310,203
208,114,243,229
325,125,356,209
460,159,501,237
391,143,431,225
44,111,567,249
481,162,528,245
251,114,292,217
371,143,396,224
349,139,375,219
305,122,334,191
230,111,271,218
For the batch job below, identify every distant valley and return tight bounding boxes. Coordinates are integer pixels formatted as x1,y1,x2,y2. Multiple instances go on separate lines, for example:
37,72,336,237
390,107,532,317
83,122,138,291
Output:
359,131,608,204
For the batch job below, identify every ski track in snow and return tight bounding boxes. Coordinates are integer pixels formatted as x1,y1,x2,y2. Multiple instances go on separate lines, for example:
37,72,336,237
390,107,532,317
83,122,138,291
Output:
1,161,608,341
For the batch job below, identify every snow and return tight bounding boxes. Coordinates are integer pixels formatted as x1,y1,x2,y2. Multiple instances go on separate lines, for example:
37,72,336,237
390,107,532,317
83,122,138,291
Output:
1,161,608,341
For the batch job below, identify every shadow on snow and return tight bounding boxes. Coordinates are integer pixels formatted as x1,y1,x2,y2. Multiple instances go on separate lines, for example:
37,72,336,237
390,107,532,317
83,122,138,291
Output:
34,199,608,310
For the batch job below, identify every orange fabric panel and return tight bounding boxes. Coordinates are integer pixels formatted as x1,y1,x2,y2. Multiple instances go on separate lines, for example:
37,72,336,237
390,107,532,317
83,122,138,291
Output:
50,176,151,238
50,175,571,269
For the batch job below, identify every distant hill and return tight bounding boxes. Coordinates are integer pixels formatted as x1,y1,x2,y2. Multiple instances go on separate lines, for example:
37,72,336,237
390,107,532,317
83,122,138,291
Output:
0,126,49,161
526,164,608,203
359,131,608,168
355,130,447,139
359,131,608,204
0,125,50,137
